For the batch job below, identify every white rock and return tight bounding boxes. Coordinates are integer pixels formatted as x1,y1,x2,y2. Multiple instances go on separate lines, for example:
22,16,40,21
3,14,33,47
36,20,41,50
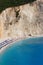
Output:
0,0,43,39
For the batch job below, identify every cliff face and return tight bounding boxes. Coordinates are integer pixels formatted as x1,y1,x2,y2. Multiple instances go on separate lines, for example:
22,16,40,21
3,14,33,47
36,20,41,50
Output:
0,0,43,39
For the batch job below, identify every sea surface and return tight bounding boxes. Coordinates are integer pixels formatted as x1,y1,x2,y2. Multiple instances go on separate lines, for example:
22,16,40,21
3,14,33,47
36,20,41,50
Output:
0,37,43,65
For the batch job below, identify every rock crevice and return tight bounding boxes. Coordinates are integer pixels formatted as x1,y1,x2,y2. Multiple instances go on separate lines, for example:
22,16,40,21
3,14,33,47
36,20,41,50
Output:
0,0,43,39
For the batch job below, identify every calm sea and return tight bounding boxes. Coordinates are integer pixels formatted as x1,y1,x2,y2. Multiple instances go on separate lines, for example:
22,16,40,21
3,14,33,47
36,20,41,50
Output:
0,37,43,65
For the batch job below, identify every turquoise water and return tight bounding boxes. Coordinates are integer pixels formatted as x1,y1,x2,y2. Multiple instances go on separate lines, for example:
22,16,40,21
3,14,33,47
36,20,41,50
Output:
0,37,43,65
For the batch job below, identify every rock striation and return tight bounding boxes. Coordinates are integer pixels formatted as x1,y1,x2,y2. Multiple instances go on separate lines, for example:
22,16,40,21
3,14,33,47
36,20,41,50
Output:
0,0,43,39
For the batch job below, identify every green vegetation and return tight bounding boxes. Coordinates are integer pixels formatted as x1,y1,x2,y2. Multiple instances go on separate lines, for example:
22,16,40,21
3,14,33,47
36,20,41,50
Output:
0,0,36,12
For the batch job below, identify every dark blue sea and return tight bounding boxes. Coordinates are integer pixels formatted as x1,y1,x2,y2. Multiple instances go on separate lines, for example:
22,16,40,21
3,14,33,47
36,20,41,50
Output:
0,37,43,65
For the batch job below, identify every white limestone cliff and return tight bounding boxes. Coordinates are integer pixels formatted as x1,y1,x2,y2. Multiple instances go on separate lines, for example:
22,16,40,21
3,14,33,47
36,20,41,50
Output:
0,0,43,39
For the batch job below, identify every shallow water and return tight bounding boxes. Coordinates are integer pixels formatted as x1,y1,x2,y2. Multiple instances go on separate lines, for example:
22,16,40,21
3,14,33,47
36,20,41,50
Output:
0,37,43,65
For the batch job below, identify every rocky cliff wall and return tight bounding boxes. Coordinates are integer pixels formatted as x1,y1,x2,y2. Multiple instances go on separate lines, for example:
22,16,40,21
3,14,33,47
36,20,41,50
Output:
0,0,43,39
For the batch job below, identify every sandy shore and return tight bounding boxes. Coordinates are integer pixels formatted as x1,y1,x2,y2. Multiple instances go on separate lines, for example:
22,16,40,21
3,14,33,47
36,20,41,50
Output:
0,35,43,53
0,36,26,53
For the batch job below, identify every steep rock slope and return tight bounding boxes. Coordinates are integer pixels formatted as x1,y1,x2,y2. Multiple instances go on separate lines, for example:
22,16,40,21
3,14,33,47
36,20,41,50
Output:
0,0,43,39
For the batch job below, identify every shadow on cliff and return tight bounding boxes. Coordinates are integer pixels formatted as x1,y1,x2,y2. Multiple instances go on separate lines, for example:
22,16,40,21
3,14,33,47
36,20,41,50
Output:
0,0,36,13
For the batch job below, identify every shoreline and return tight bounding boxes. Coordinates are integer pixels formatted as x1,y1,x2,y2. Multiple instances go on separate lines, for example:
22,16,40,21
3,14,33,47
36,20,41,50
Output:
0,35,43,53
0,36,26,53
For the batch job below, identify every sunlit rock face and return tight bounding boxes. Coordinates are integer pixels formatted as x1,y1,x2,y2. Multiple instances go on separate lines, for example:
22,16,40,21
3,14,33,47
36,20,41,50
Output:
0,0,43,39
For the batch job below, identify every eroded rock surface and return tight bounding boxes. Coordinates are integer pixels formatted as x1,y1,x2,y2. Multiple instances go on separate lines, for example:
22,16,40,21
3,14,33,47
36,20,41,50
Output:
0,0,43,39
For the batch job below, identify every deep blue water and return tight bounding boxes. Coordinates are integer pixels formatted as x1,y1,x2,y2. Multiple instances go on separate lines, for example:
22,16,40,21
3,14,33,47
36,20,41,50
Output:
0,37,43,65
